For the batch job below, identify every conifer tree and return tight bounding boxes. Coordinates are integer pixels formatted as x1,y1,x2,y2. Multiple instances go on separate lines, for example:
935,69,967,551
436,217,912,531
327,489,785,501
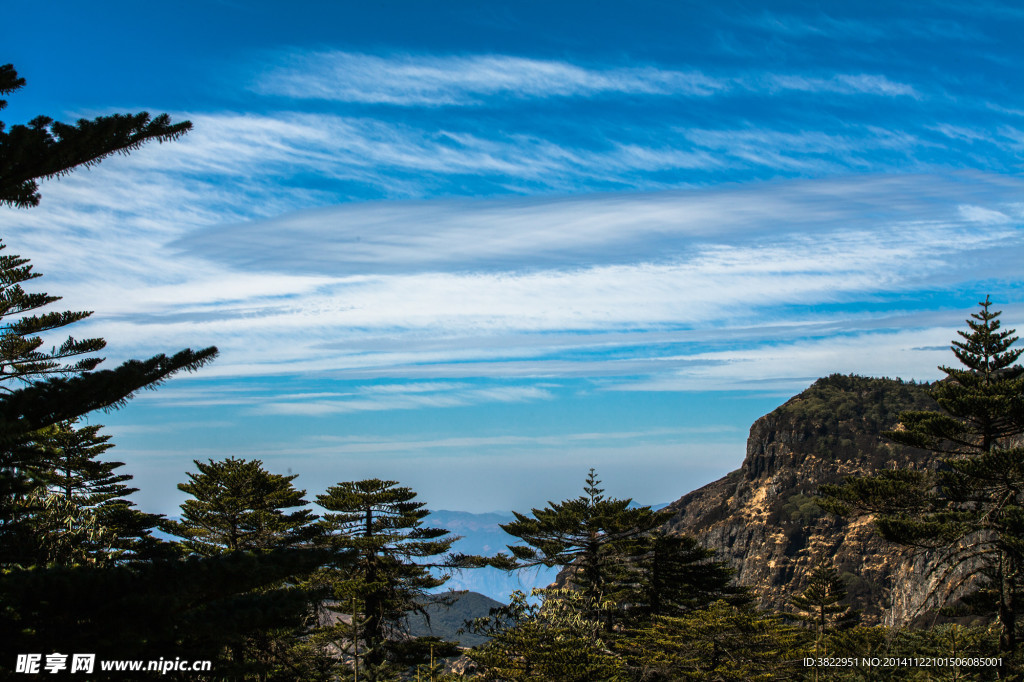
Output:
165,457,318,555
466,588,627,682
821,297,1024,658
785,563,858,661
501,469,671,629
0,63,191,209
164,457,331,680
627,530,749,622
0,241,106,387
0,62,287,676
0,64,216,561
0,62,216,429
616,600,804,682
7,419,165,565
315,479,466,678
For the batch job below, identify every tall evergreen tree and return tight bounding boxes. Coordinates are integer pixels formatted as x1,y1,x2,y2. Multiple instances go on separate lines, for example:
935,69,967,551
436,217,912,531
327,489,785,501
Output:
315,479,467,678
165,457,319,555
164,457,331,680
626,530,749,622
7,419,165,566
0,64,217,561
501,469,671,629
785,563,858,662
0,62,267,676
821,297,1024,659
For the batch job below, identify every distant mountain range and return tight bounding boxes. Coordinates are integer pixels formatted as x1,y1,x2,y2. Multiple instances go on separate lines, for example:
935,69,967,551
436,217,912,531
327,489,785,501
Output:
427,509,558,602
427,503,668,603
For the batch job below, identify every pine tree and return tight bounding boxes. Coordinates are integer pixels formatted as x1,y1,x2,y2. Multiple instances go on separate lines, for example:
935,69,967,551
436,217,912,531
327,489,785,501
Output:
165,457,318,555
0,241,106,387
820,297,1024,658
627,530,749,622
0,63,191,209
0,62,216,435
315,479,466,678
0,65,217,563
785,563,858,662
0,62,269,675
466,588,627,682
7,419,165,566
615,600,804,682
501,468,671,630
164,457,331,680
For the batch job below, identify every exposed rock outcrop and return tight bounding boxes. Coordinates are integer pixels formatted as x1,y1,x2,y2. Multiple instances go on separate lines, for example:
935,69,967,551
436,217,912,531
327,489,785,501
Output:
665,374,959,627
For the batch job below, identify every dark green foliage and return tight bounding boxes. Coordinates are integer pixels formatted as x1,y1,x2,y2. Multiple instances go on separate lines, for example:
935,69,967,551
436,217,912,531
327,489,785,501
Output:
466,588,627,682
502,469,671,628
4,420,165,567
0,346,218,444
784,493,826,524
0,67,216,558
39,420,120,502
0,549,328,679
0,64,192,209
40,421,164,562
781,374,936,441
162,458,337,680
786,563,858,659
0,347,217,569
315,479,466,677
627,530,749,622
889,297,1024,455
616,600,805,682
0,242,106,386
0,63,258,679
164,457,318,555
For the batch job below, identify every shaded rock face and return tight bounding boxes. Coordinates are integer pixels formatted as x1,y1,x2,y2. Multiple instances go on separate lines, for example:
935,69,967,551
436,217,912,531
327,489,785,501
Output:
665,374,948,627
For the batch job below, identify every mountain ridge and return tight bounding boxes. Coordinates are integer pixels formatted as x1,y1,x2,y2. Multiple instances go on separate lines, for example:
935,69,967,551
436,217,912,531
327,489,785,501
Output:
663,373,959,627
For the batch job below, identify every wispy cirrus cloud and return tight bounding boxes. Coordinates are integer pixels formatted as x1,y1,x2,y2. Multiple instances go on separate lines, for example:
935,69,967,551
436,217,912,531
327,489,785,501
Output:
179,173,1023,278
761,73,920,98
61,172,1019,391
252,51,919,106
254,52,730,105
254,385,554,416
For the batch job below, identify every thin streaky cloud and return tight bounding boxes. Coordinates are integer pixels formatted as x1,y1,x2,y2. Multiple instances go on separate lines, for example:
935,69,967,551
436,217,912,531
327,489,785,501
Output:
252,385,554,416
253,51,918,106
762,74,920,98
255,52,731,104
302,427,741,455
180,173,1022,277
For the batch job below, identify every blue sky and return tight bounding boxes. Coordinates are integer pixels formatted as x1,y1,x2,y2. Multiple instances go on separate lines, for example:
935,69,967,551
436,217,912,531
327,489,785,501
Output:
4,1,1024,514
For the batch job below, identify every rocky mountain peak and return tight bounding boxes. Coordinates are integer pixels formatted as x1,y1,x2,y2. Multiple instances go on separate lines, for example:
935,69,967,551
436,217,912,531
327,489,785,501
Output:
666,374,946,626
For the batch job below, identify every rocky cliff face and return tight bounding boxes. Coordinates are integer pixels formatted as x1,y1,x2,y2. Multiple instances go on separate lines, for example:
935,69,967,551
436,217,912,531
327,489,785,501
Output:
665,374,956,627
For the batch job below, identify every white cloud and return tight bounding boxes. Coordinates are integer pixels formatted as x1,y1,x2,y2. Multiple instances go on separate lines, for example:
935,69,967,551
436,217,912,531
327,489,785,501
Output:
255,52,731,105
253,385,553,416
12,164,1021,394
763,73,920,98
958,204,1013,224
180,173,1017,276
611,327,960,393
253,51,919,107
